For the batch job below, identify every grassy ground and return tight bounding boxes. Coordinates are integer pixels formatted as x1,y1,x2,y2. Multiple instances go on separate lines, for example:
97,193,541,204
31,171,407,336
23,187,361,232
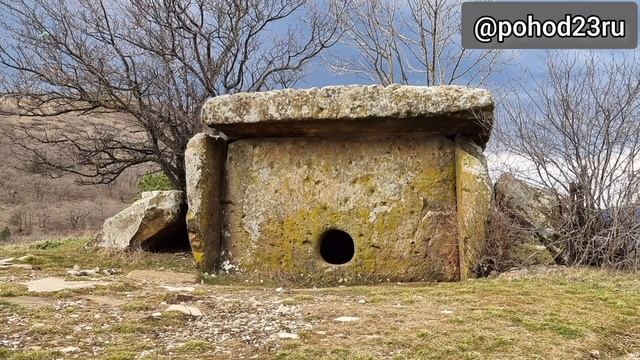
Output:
0,239,639,359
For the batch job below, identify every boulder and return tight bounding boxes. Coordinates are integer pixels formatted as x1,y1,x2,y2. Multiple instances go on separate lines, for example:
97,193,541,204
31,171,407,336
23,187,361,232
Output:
494,173,566,264
95,190,189,251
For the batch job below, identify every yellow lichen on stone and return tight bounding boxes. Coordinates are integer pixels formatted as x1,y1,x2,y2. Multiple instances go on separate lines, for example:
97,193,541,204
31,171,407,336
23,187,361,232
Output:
191,251,204,264
221,135,460,283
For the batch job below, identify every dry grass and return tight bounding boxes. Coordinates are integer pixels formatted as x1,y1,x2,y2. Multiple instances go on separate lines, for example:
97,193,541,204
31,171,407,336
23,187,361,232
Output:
0,238,196,274
0,239,639,359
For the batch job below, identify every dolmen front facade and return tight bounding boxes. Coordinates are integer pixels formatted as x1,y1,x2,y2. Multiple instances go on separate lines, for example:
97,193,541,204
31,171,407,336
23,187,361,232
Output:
185,85,493,284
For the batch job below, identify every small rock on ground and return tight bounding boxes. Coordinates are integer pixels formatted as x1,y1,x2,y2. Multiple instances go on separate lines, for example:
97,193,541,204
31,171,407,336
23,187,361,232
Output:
277,332,299,339
164,304,203,317
59,346,80,353
67,266,100,276
334,316,359,322
160,285,195,292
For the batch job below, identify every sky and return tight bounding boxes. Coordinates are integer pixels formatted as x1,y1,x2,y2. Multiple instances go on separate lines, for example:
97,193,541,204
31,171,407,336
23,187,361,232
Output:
294,0,640,92
0,0,632,92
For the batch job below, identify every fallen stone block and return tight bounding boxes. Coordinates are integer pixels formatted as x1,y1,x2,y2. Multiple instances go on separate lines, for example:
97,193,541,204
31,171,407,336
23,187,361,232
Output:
95,190,189,251
494,173,565,264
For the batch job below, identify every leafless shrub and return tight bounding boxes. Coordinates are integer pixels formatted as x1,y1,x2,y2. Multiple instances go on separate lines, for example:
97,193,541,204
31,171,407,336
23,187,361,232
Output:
496,51,640,270
31,178,48,202
472,209,514,276
34,209,50,229
66,208,88,231
9,208,31,233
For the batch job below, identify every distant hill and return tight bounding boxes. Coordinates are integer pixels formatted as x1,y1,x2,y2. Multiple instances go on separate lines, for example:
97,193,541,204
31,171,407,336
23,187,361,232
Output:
0,111,149,244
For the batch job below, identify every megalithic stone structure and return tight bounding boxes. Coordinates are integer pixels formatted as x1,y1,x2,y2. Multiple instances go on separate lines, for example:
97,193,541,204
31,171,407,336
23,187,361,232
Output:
185,85,493,283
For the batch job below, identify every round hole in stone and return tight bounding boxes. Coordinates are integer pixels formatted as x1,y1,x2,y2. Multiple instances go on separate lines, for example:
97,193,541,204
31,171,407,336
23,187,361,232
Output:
319,229,355,265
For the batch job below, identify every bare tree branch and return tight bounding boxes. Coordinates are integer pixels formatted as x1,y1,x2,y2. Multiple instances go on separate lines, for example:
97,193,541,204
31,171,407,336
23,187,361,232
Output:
0,0,343,190
327,0,512,86
495,51,640,269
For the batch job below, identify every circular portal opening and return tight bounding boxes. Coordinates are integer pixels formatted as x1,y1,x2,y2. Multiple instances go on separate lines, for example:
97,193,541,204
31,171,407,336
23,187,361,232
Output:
319,229,355,265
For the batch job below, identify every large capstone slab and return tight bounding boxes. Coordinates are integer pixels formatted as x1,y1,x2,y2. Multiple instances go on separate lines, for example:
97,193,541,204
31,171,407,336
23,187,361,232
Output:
202,85,493,145
188,85,494,283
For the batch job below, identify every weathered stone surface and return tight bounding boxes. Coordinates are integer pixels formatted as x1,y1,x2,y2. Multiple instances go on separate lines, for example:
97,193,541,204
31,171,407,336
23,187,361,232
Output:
96,190,188,250
160,285,195,292
202,85,493,145
0,264,32,270
185,133,226,269
24,277,109,293
455,136,493,279
221,135,459,282
0,255,35,270
494,173,564,263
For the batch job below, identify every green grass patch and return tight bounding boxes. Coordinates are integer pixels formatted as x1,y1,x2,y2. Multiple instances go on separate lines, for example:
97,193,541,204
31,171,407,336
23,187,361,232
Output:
6,350,60,360
101,350,137,360
175,340,212,354
273,346,376,360
121,301,155,312
0,238,195,273
110,321,153,334
0,284,27,297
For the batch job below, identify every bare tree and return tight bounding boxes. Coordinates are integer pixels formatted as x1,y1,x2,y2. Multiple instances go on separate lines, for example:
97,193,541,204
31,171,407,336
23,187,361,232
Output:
9,208,31,233
497,51,640,269
328,0,510,86
35,208,51,229
66,208,87,230
31,178,48,202
0,0,342,190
